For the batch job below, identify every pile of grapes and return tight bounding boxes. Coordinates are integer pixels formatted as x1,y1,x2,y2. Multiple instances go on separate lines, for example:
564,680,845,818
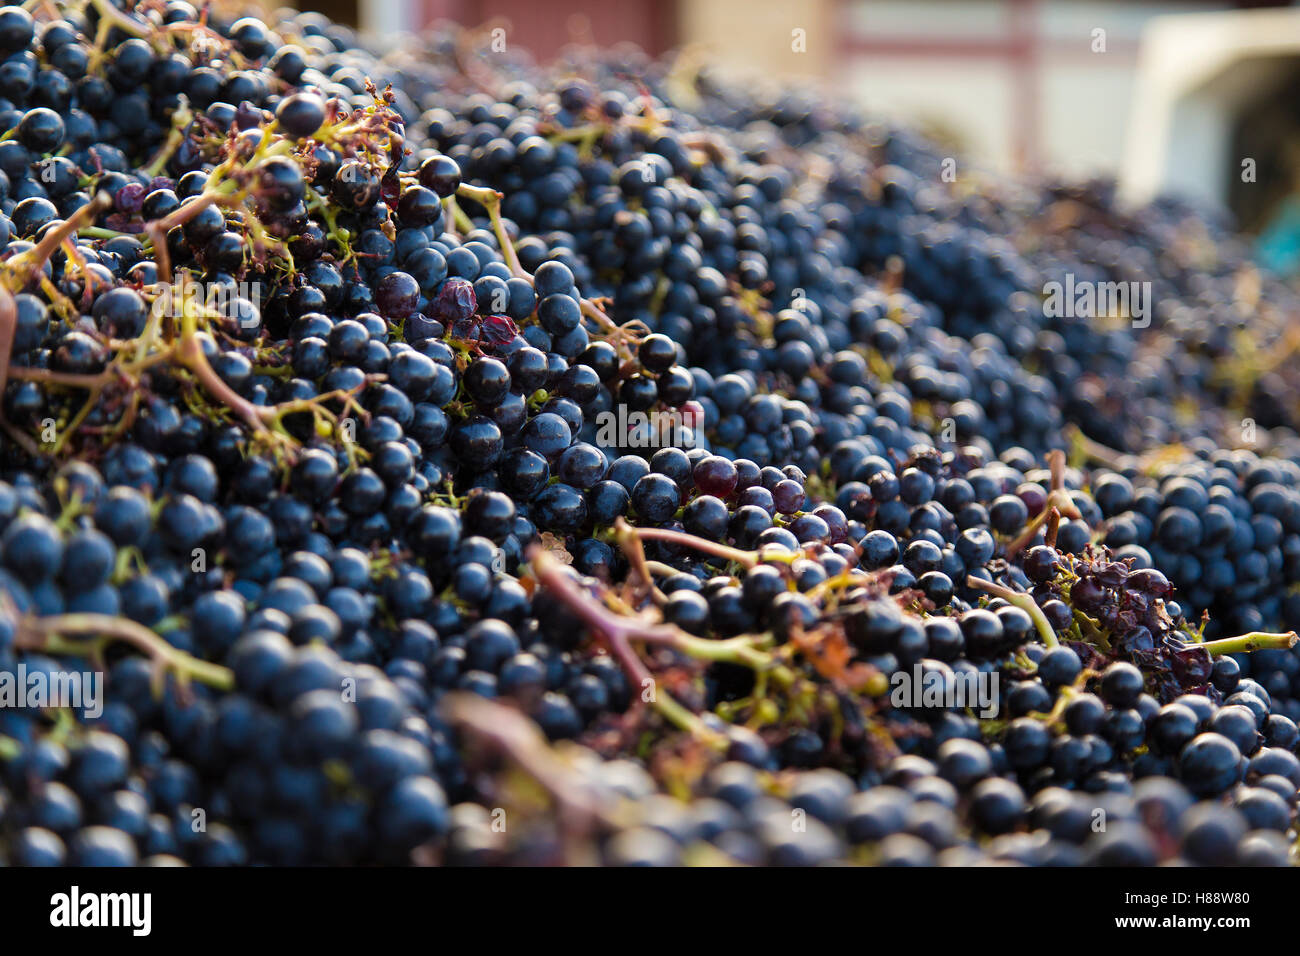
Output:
2,1,1300,867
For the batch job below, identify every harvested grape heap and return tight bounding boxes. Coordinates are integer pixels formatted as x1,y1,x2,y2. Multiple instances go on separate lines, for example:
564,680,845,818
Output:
2,1,1300,867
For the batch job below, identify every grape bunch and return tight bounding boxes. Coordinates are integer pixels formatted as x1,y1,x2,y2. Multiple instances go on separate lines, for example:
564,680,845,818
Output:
0,0,1298,868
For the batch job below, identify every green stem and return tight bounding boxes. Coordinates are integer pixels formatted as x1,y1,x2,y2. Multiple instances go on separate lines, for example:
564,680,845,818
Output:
966,576,1060,648
142,97,195,179
88,0,152,39
651,691,720,740
17,613,235,691
625,526,764,569
3,192,113,292
1199,631,1298,656
174,325,273,435
306,184,353,262
624,528,795,572
442,195,475,235
79,226,135,240
528,546,726,749
670,632,797,686
546,123,608,144
455,183,525,278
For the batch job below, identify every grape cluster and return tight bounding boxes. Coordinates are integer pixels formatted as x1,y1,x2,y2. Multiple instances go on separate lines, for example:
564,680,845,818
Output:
0,1,1298,868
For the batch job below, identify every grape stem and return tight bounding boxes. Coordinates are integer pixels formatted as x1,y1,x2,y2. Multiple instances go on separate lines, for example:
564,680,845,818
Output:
1,192,114,293
13,611,235,693
527,546,730,747
304,184,354,263
441,195,475,237
529,544,803,719
618,525,768,569
612,517,668,605
441,691,618,863
1198,631,1298,656
87,0,151,39
144,191,218,287
455,183,524,278
142,96,194,179
0,96,407,466
1043,506,1061,549
965,575,1060,648
1005,449,1081,556
0,285,42,457
451,183,642,357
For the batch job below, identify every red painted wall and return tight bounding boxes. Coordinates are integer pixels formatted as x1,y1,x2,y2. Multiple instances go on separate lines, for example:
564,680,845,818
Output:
422,0,676,60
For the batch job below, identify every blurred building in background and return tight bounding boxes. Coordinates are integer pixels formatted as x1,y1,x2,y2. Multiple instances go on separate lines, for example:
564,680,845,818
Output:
1120,5,1300,227
296,0,1300,230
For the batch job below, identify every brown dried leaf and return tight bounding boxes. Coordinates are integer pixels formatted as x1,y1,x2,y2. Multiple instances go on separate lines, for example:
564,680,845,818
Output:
539,532,573,565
